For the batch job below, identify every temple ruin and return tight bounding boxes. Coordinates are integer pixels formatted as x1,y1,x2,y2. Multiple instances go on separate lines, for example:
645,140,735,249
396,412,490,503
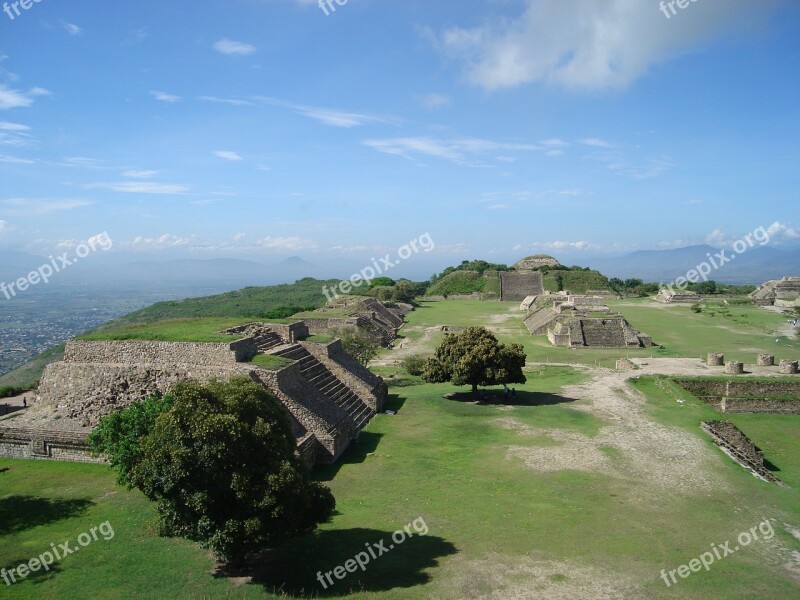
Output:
0,322,389,467
522,292,653,348
749,276,800,307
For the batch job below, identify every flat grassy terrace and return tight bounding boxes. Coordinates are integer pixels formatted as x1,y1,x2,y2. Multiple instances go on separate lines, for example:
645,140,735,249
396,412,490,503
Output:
382,298,800,369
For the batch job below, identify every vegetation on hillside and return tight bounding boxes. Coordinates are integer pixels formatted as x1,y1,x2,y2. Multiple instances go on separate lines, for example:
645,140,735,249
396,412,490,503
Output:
102,278,338,328
425,271,486,296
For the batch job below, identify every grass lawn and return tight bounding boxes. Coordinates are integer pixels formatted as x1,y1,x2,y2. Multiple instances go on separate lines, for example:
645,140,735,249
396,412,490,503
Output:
78,318,258,343
2,362,798,598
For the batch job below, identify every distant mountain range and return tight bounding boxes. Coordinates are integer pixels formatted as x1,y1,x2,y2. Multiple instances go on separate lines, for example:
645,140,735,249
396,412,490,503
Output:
586,245,800,284
0,252,321,290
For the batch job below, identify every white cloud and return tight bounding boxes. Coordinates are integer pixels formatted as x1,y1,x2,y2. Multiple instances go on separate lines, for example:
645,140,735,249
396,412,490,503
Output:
61,21,82,36
0,155,35,164
435,0,781,90
255,236,317,251
0,85,49,110
0,219,8,233
0,198,91,215
580,137,614,148
121,170,158,178
0,121,29,131
132,234,194,250
541,138,570,148
151,91,181,103
765,221,800,242
87,182,190,194
199,96,255,107
363,136,538,164
419,93,452,109
532,240,592,251
214,38,256,56
256,97,388,128
214,151,243,161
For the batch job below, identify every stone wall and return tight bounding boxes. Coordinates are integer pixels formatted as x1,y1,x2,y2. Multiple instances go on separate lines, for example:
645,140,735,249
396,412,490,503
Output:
499,272,545,301
0,426,101,463
64,339,257,365
36,362,251,427
674,378,800,414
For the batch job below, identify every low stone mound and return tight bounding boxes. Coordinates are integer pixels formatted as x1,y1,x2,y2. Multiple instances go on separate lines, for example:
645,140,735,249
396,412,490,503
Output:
701,420,783,484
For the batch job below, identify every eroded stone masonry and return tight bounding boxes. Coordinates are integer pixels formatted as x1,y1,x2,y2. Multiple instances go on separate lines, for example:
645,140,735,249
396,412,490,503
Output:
0,321,392,467
522,292,652,348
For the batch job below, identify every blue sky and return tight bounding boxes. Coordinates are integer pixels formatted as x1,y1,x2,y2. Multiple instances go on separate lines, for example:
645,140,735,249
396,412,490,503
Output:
1,0,799,276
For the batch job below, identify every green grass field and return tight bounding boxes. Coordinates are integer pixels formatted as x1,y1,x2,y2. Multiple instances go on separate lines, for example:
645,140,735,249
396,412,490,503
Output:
1,298,799,598
384,298,800,368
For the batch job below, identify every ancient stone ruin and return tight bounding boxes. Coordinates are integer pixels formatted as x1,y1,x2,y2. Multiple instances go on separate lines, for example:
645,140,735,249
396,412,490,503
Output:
701,420,783,485
512,254,560,271
749,276,800,307
674,378,800,414
522,292,652,348
655,289,702,303
499,271,545,302
0,324,388,467
302,296,405,345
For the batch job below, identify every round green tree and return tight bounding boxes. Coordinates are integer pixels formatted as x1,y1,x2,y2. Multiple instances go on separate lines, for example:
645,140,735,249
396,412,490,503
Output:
91,377,335,565
422,326,527,395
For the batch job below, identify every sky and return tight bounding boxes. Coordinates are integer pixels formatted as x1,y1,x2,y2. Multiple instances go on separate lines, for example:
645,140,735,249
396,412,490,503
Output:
1,0,799,277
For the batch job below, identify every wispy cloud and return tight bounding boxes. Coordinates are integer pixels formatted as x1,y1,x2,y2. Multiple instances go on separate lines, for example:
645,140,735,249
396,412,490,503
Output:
0,154,36,164
0,85,50,110
122,27,148,47
214,38,256,56
214,151,243,161
60,21,82,36
419,92,452,109
87,182,190,194
0,198,92,215
363,136,538,164
122,170,158,178
255,97,389,128
151,91,181,103
580,137,614,148
199,96,255,107
0,121,29,131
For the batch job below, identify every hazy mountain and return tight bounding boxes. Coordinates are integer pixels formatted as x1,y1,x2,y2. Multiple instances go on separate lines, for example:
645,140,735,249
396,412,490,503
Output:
586,245,800,284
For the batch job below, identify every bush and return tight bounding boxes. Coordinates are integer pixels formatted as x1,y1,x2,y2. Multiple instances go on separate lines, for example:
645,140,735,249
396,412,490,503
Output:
403,355,427,376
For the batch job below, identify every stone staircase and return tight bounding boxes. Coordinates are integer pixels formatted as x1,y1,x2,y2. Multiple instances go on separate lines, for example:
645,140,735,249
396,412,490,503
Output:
271,344,375,430
500,272,545,301
579,319,625,347
251,330,284,353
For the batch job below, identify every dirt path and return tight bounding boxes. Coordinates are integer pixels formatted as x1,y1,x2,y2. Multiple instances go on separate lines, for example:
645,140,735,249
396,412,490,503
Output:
499,358,736,500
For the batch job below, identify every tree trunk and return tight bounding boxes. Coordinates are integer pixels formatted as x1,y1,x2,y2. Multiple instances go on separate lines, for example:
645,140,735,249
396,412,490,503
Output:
472,383,478,397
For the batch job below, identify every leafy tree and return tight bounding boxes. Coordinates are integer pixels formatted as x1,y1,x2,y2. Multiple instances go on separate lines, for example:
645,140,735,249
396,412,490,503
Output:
402,355,427,376
331,327,381,366
368,276,395,288
88,393,174,485
422,327,527,395
90,378,334,565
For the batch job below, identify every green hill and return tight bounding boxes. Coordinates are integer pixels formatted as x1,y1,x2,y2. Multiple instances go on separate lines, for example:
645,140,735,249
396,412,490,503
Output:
425,271,486,296
102,277,338,328
541,270,612,294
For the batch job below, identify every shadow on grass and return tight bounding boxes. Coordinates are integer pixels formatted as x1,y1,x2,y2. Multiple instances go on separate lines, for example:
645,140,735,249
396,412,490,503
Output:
226,527,457,597
313,432,384,482
764,457,781,473
382,394,406,412
0,467,9,475
444,390,576,407
0,557,63,586
0,495,94,536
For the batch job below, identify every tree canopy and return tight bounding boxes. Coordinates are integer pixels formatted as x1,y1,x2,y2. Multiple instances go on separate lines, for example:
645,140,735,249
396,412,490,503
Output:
422,326,527,394
89,377,335,564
